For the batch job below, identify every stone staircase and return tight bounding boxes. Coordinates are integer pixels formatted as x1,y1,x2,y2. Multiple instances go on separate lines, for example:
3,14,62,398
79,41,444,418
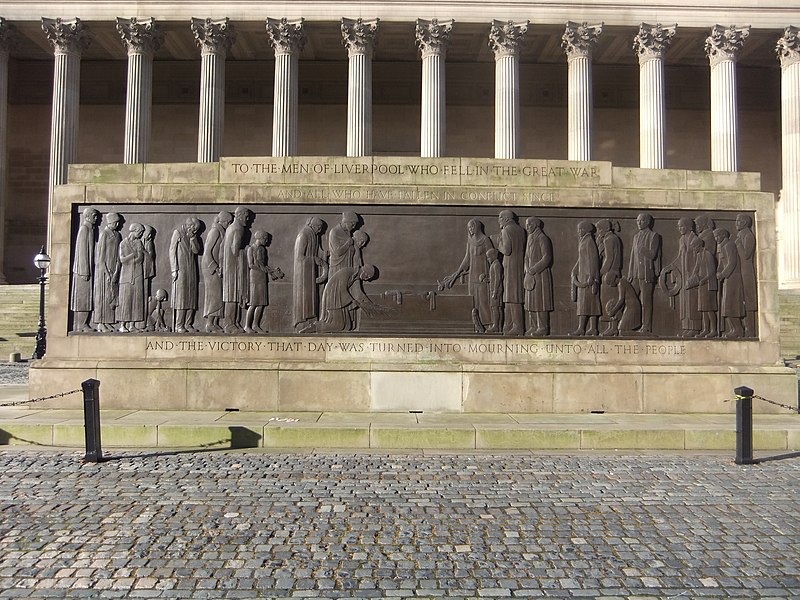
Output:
0,285,40,361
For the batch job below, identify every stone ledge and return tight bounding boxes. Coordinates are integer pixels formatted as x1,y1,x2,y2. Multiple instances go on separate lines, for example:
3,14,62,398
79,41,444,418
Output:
1,413,797,451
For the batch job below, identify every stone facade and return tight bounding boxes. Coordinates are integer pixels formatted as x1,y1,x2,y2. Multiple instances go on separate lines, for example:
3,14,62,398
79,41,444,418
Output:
0,2,796,286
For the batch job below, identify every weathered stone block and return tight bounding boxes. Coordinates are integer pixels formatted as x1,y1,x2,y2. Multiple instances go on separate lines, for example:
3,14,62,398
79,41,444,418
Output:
371,371,462,412
554,372,643,413
144,162,219,184
94,366,187,410
186,369,279,411
370,427,475,449
612,167,687,190
157,424,261,448
101,424,158,447
278,370,370,411
0,424,52,445
582,429,684,450
463,372,554,412
475,428,580,449
263,425,369,448
686,170,761,192
69,163,144,184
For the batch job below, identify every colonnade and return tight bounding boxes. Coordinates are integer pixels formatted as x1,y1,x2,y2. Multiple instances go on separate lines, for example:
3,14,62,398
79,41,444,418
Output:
0,17,799,284
34,18,768,170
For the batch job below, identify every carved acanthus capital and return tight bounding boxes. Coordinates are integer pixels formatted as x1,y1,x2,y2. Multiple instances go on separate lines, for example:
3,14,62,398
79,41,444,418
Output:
190,17,235,56
266,17,306,56
0,18,17,54
777,26,800,70
416,18,454,59
562,21,603,60
633,23,676,63
42,17,91,55
116,17,163,55
488,20,529,59
341,18,379,57
705,24,750,66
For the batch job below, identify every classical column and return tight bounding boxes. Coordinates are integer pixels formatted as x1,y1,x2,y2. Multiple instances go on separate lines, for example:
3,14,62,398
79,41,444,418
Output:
777,26,800,287
562,21,603,161
416,18,453,158
117,17,163,164
42,17,90,210
705,24,750,172
634,23,676,169
342,18,379,157
0,19,14,283
489,20,529,160
191,17,235,163
266,18,306,157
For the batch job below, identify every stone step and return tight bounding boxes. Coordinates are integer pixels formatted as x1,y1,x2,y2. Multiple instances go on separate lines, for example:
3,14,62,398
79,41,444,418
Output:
0,285,43,360
0,404,797,451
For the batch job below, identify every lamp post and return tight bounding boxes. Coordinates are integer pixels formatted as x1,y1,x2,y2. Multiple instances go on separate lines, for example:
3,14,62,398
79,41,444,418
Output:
32,246,50,360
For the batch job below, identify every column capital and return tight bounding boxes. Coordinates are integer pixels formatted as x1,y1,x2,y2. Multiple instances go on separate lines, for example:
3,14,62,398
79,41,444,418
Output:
416,18,454,59
777,26,800,70
116,17,163,55
0,18,17,54
266,17,306,56
634,23,676,63
562,21,603,61
341,17,379,57
191,17,235,56
41,17,90,55
488,20,529,59
705,24,750,66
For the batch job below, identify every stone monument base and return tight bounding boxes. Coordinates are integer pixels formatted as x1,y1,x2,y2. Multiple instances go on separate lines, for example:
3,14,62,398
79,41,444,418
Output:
29,336,795,414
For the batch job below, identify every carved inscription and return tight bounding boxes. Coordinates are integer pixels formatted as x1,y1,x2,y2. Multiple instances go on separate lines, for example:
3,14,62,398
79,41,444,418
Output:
144,338,688,360
229,161,600,179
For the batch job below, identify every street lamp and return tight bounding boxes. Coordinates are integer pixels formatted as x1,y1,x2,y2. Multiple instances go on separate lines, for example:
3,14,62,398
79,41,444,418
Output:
32,245,50,360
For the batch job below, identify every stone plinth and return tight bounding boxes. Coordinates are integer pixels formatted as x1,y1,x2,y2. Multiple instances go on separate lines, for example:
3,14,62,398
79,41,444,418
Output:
32,157,795,414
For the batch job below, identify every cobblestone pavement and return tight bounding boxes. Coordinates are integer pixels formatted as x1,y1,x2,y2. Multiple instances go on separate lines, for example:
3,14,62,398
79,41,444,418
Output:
0,362,28,386
0,450,797,599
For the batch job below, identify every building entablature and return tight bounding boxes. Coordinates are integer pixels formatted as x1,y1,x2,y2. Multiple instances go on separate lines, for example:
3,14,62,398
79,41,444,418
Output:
0,3,793,67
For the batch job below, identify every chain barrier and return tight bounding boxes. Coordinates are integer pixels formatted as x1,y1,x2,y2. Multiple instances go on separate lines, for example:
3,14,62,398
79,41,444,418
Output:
0,388,81,408
725,393,800,413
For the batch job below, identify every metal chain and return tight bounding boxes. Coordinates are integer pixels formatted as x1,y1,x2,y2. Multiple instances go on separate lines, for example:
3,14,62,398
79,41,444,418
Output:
726,393,800,413
752,394,800,413
0,388,81,408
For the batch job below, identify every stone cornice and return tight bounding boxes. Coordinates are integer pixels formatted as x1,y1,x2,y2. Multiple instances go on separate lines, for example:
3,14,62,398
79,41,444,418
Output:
266,17,306,56
777,25,800,70
0,3,798,29
633,23,676,63
415,18,454,59
705,24,750,66
341,17,379,57
561,21,603,61
41,17,91,55
488,19,529,59
116,17,163,55
190,17,235,56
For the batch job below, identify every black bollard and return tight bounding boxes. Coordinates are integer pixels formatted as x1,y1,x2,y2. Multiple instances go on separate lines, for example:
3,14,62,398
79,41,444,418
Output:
734,385,754,465
82,379,103,463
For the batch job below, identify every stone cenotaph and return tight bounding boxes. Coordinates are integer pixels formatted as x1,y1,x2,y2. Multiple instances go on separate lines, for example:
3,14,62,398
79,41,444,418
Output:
30,157,796,414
